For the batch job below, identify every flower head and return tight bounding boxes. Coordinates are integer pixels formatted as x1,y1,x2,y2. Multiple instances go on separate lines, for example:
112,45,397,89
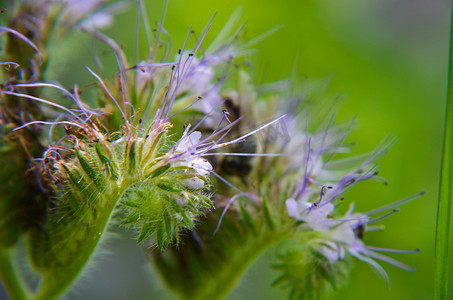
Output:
171,130,213,176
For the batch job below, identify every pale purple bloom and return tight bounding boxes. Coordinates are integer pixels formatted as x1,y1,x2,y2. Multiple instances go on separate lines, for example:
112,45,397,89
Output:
286,197,334,232
178,57,216,96
314,202,419,284
171,131,213,176
60,0,126,30
61,0,107,19
181,177,206,190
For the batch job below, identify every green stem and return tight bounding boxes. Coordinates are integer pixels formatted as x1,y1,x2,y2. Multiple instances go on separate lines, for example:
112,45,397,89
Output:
0,249,31,300
33,188,120,300
435,1,453,300
194,231,287,300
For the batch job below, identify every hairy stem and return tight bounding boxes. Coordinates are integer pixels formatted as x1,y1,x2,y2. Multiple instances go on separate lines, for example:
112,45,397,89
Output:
194,232,286,300
33,187,119,300
0,249,31,300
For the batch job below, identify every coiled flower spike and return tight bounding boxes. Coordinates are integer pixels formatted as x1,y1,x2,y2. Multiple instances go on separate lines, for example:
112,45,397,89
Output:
0,11,290,298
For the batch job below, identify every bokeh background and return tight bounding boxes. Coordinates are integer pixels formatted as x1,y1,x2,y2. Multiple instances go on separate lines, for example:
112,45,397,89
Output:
1,0,451,299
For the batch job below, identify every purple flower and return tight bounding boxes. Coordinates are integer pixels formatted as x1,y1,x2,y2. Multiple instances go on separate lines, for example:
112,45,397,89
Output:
171,131,213,176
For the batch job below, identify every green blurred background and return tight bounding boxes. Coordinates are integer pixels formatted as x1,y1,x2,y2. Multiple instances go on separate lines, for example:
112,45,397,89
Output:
2,0,451,299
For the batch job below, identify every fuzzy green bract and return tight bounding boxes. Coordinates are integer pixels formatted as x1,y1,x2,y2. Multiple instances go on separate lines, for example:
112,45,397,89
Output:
26,119,211,299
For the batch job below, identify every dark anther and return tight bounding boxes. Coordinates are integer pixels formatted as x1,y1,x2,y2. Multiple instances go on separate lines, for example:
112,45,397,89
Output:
198,96,204,99
145,135,149,139
188,53,194,56
139,118,142,124
178,49,181,54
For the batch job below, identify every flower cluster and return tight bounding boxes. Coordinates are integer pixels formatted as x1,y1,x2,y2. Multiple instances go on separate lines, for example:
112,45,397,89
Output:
0,1,421,300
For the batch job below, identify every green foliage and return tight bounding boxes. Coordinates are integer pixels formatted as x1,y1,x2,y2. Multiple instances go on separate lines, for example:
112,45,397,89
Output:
272,237,350,300
435,3,453,300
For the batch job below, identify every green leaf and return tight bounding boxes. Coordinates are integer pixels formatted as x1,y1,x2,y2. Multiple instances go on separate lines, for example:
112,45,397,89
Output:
95,143,118,180
76,150,103,188
156,221,165,249
435,4,453,300
138,223,154,244
149,165,170,178
262,196,275,230
239,204,257,235
127,141,137,174
157,182,182,193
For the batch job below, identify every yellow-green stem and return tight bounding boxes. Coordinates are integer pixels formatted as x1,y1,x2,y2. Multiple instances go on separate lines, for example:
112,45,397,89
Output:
0,249,31,300
435,1,453,299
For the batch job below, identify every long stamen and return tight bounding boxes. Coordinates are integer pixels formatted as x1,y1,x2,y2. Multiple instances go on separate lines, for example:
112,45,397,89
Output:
12,121,83,132
367,209,399,225
366,191,425,215
1,90,85,123
86,66,128,125
0,61,20,69
0,26,43,64
365,246,420,254
14,82,101,117
214,114,287,149
362,250,415,272
213,192,255,235
202,153,284,157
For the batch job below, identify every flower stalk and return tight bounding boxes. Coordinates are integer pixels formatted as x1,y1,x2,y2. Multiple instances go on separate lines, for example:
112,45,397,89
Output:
0,249,31,300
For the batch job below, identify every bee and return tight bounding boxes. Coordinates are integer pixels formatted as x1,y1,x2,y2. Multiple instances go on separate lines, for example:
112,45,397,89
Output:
216,97,257,179
354,224,365,240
